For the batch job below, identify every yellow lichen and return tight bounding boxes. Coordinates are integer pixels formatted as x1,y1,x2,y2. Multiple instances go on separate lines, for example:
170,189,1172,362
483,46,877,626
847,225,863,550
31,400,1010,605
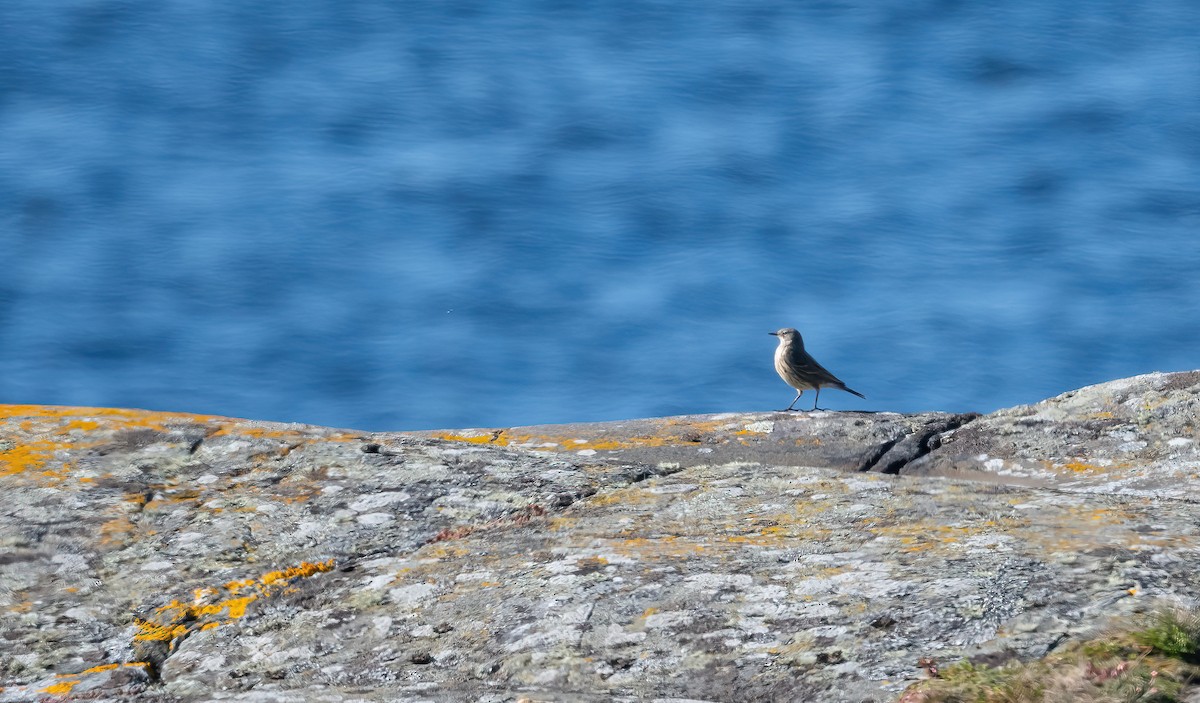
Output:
614,535,707,559
134,559,334,645
434,432,508,445
259,560,332,585
98,516,138,547
586,486,663,507
430,418,745,453
224,577,256,593
133,622,189,642
0,440,61,477
223,595,258,618
37,661,153,694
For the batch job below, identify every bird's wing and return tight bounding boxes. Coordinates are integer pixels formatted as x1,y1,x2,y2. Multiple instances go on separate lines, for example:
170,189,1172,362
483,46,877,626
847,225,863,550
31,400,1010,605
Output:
794,349,848,386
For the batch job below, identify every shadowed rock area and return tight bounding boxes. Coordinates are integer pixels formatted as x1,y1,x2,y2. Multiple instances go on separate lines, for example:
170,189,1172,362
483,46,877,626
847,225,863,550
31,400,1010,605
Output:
1,371,1198,702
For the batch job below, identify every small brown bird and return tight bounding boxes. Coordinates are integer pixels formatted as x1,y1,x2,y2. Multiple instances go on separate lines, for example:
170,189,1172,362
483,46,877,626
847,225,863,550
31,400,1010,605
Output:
770,327,865,411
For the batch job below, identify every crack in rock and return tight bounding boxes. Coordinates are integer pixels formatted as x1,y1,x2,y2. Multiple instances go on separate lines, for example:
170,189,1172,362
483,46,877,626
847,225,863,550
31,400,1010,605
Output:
860,413,981,474
854,433,905,473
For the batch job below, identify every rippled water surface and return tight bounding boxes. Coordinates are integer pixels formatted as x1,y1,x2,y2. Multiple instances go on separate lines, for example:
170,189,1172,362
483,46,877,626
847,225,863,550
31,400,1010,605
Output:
2,2,1199,430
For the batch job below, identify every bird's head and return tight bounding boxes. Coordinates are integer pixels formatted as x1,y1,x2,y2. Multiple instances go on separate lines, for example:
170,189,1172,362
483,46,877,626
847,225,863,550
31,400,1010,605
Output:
769,327,804,347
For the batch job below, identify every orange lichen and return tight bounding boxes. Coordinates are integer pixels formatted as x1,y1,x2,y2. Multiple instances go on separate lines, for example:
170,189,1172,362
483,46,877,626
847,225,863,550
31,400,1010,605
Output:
209,426,361,444
0,440,61,477
143,491,202,511
0,404,344,486
434,432,508,446
39,465,73,482
98,516,138,547
223,596,257,618
614,535,707,559
210,426,293,439
261,560,335,585
586,487,663,507
192,586,220,601
133,559,334,647
0,404,217,421
224,577,257,593
36,662,153,695
0,404,226,481
866,520,1028,554
430,418,741,453
133,622,190,642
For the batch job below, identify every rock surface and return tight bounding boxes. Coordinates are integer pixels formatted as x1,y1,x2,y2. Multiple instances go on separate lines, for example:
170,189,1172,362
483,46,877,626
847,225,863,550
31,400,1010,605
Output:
403,410,980,474
1,371,1198,702
902,370,1200,496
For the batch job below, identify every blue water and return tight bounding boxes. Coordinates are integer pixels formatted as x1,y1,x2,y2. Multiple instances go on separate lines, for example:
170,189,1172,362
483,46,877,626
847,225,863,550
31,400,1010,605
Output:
2,2,1198,431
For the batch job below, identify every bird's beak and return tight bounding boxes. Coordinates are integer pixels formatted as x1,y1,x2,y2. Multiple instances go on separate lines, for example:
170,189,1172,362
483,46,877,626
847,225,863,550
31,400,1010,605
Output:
768,332,778,336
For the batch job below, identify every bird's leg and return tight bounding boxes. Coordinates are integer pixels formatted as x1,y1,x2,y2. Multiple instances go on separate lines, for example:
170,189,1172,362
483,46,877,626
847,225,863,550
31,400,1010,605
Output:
783,391,802,412
812,387,821,411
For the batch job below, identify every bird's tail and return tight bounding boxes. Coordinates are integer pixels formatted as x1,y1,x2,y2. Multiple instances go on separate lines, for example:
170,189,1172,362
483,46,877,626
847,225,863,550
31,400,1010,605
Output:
840,385,866,399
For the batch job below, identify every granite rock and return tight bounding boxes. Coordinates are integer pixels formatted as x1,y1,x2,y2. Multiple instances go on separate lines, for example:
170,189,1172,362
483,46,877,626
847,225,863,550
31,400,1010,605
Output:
0,371,1198,702
401,410,979,474
901,370,1200,497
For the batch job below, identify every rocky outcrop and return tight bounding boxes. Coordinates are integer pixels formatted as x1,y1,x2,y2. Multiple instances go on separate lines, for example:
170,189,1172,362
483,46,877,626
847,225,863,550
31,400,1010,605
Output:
404,410,979,474
901,370,1200,496
1,371,1198,702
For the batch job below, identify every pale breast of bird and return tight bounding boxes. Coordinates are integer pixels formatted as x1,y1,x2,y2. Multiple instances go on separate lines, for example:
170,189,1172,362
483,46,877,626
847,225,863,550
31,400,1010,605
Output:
774,339,816,390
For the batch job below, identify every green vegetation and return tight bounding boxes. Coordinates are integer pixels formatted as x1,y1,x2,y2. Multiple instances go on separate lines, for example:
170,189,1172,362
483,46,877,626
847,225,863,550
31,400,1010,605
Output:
1134,608,1200,663
897,606,1200,703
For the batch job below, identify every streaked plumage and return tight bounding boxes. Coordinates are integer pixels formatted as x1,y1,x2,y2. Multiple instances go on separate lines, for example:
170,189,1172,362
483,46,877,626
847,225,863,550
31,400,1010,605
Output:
770,327,865,411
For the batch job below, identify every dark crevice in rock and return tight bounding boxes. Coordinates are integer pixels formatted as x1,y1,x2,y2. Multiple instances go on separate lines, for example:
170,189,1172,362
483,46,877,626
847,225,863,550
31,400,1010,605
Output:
131,641,168,684
860,413,982,474
1042,632,1070,656
855,434,905,473
625,462,684,484
361,437,428,456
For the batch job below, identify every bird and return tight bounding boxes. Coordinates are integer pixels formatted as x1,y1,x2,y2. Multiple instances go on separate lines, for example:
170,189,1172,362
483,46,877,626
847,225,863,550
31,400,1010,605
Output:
769,327,865,411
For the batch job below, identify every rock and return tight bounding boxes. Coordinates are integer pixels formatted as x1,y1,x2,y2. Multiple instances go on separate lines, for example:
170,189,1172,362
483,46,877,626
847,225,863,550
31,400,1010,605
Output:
1,371,1199,702
400,410,979,473
901,371,1200,497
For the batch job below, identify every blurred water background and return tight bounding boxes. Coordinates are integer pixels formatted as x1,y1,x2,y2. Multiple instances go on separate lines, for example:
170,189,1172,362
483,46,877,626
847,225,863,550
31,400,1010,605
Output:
2,1,1199,431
